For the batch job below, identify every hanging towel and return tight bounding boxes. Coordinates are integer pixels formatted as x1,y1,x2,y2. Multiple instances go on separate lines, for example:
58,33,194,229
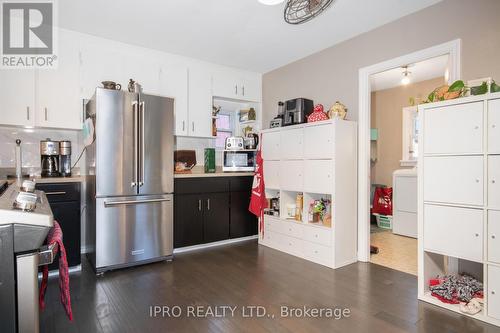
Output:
39,221,73,321
249,135,267,237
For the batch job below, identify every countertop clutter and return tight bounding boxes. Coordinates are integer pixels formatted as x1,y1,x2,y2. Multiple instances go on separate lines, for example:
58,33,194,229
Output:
174,166,254,178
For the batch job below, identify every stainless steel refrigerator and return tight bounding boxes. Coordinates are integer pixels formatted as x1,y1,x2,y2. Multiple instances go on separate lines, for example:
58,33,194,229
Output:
85,88,174,273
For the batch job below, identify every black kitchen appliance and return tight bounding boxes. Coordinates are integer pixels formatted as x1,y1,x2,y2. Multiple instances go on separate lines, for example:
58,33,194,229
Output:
59,140,72,177
283,98,314,126
40,139,60,177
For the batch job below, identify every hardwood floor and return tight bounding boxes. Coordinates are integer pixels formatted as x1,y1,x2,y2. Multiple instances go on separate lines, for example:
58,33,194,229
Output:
40,240,500,333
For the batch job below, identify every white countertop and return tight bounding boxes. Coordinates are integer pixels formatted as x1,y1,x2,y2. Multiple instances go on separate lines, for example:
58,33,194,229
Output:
0,186,54,227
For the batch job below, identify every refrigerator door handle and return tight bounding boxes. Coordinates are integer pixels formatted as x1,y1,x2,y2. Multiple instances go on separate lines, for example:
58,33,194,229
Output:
131,101,139,188
139,100,145,187
104,198,171,207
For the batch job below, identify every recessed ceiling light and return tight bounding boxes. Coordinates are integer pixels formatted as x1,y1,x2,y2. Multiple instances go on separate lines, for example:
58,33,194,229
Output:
258,0,285,5
401,66,411,85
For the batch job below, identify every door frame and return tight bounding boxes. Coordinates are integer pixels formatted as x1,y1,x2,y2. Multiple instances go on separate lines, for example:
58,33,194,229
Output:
357,39,462,262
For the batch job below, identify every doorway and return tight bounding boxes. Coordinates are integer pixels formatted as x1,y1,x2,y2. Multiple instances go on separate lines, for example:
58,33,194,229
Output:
357,40,462,264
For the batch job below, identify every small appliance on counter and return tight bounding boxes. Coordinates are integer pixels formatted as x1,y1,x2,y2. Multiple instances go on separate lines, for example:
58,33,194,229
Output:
59,140,72,177
269,101,285,128
40,138,60,177
7,139,29,179
283,98,314,126
223,136,256,172
244,133,259,150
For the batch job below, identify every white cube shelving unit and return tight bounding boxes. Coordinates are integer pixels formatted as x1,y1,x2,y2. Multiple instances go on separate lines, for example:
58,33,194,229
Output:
418,92,500,326
259,119,357,269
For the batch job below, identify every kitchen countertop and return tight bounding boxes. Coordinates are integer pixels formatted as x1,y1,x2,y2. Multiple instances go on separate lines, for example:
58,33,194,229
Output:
1,175,85,186
174,166,254,178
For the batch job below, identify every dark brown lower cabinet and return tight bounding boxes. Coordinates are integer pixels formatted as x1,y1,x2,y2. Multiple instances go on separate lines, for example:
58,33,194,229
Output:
174,176,257,248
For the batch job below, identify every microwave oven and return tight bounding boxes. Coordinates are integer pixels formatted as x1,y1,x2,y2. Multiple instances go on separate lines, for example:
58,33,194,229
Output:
222,149,257,172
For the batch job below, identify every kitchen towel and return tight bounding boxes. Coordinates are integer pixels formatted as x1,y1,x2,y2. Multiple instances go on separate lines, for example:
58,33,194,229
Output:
39,221,73,321
249,134,267,236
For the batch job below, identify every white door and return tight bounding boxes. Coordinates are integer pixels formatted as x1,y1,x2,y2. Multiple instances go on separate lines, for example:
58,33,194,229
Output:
188,67,213,138
488,210,500,264
303,124,334,159
303,160,334,194
488,99,500,153
212,70,237,99
159,65,188,136
423,102,483,154
263,161,280,189
280,128,303,160
487,265,500,320
489,156,500,209
261,131,280,160
240,75,261,102
280,161,303,191
424,156,484,206
423,204,483,263
36,29,82,129
0,69,35,127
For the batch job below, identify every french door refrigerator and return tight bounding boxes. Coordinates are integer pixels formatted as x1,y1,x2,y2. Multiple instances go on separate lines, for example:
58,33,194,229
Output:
85,88,174,273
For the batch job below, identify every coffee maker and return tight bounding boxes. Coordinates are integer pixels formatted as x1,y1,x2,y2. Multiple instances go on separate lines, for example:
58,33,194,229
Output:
40,139,60,177
59,140,72,177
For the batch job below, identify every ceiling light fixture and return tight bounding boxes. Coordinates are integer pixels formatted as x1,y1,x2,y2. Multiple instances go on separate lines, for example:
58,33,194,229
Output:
258,0,285,5
283,0,337,24
401,66,411,85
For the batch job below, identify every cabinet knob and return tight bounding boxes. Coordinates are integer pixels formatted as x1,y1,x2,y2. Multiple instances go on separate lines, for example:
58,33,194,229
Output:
493,124,497,128
492,179,496,184
314,250,318,254
493,235,496,239
474,125,479,130
475,233,480,237
475,179,480,183
493,291,496,295
315,234,318,238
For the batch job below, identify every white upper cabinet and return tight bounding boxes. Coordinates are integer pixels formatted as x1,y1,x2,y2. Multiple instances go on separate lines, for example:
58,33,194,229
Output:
261,131,280,160
303,124,334,159
280,128,303,160
423,102,483,154
488,99,500,153
159,64,188,136
212,69,261,102
0,69,35,127
36,29,82,129
188,67,213,138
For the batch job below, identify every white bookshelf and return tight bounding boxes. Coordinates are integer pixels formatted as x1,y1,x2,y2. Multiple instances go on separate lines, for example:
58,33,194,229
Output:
259,119,357,269
418,92,500,326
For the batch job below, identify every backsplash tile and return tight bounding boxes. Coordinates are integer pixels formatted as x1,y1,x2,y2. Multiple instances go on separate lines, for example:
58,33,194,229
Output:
174,136,223,166
0,126,82,175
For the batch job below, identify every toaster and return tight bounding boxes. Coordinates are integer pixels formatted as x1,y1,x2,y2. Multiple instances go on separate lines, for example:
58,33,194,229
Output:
224,136,245,150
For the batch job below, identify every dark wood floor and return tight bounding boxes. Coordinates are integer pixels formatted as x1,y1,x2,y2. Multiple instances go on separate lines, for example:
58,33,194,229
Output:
40,240,500,333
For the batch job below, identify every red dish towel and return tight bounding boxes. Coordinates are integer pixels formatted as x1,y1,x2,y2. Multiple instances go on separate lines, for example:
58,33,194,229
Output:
39,221,73,321
249,135,267,237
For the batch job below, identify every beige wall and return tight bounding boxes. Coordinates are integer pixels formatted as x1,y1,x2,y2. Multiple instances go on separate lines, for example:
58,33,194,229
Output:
370,77,444,186
262,0,500,126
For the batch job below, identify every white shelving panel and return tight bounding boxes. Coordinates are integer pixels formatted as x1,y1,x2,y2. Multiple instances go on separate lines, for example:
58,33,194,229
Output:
418,92,500,327
259,119,357,269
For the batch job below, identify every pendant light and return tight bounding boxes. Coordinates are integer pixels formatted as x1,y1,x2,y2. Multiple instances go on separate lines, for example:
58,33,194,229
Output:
401,66,411,85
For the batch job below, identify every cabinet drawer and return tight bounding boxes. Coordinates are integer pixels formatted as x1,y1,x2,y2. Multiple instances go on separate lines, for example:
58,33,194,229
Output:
264,216,280,233
487,265,500,320
303,241,332,267
488,99,500,153
489,156,500,209
229,176,253,192
281,234,304,257
423,102,483,154
303,226,331,246
304,160,333,194
262,131,280,160
36,182,81,202
423,156,483,206
488,210,500,264
174,178,229,194
424,204,483,262
279,161,303,191
303,124,333,159
281,221,304,239
264,160,280,189
280,128,303,160
261,230,283,250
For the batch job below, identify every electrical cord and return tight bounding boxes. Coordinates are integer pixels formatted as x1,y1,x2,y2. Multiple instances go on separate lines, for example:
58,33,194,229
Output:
71,146,87,170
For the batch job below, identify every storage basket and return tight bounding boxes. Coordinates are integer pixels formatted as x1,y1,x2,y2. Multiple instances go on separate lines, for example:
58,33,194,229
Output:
374,213,392,230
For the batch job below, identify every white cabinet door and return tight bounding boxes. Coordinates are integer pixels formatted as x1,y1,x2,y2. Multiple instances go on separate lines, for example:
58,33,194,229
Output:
487,265,500,320
424,156,484,206
240,75,261,102
212,71,238,99
36,30,81,129
488,210,500,264
488,99,500,153
424,204,483,262
489,156,500,209
261,131,280,160
423,102,483,154
263,160,280,189
394,175,417,213
188,67,213,138
303,124,334,159
304,160,334,194
303,227,331,246
159,65,188,136
303,241,332,267
0,69,35,127
279,160,303,191
280,128,303,160
393,211,417,238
